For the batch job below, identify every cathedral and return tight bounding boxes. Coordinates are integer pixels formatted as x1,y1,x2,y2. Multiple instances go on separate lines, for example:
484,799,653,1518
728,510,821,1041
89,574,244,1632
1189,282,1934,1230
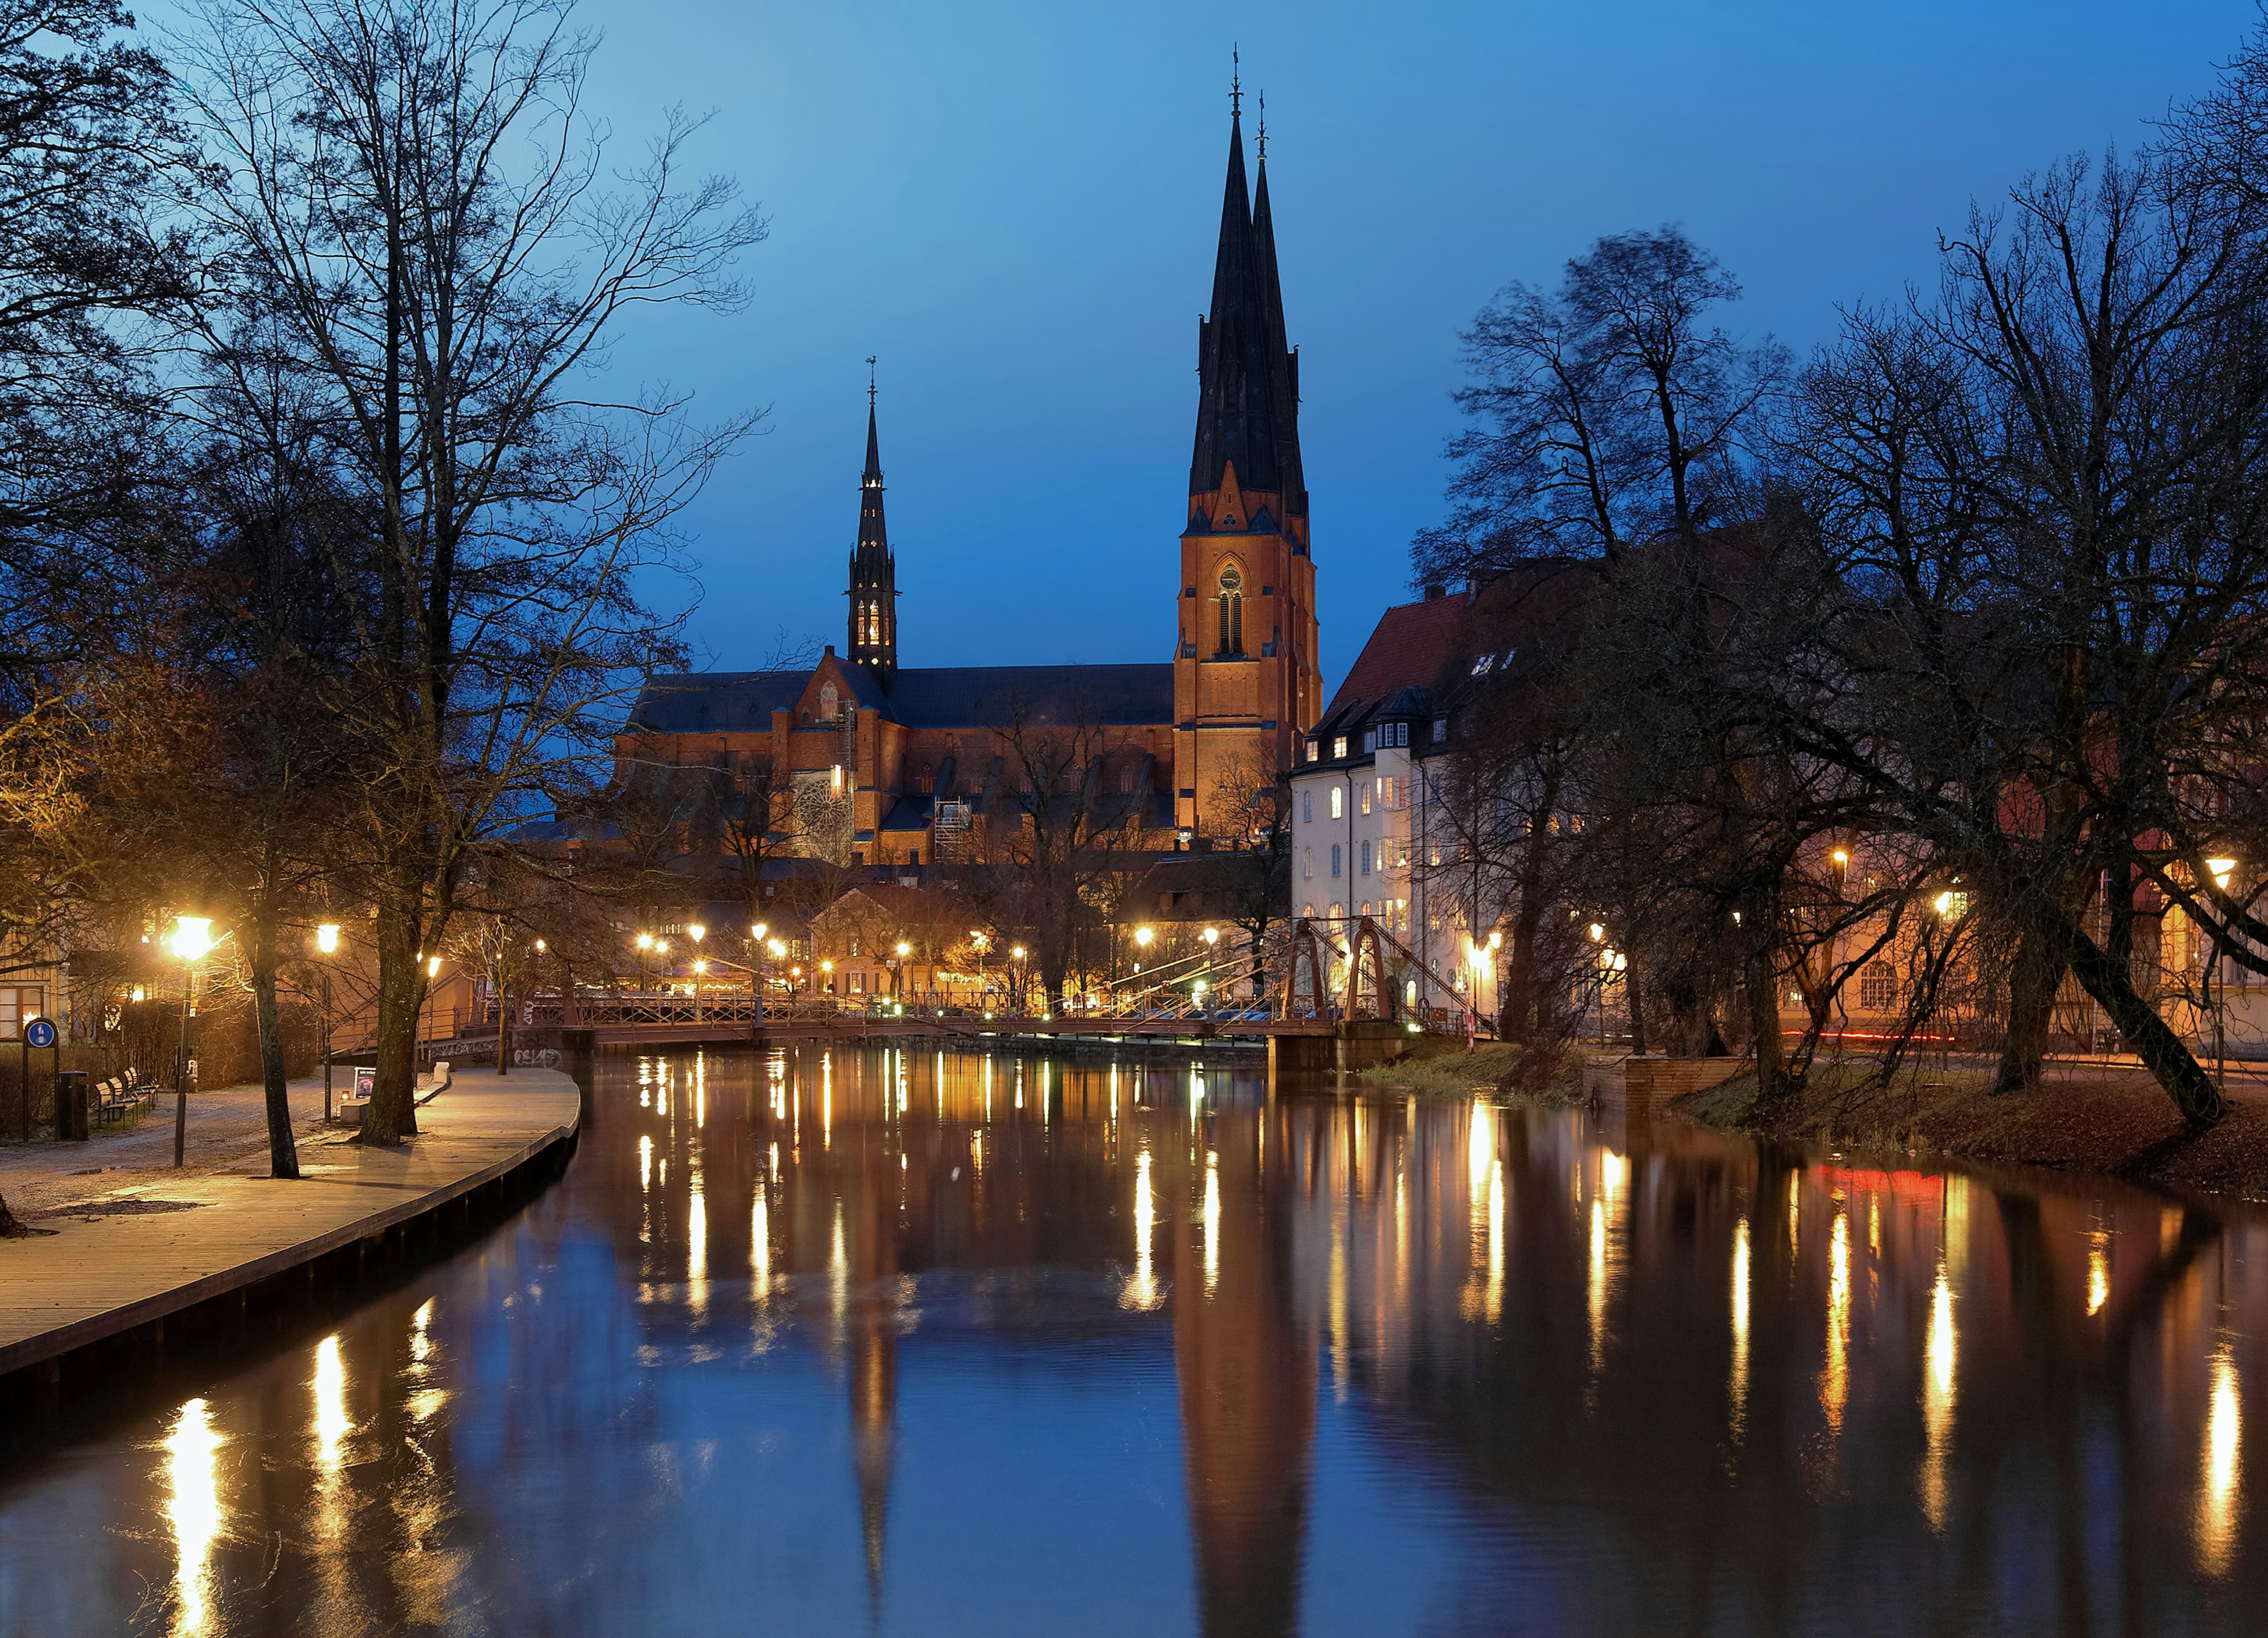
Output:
617,101,1321,864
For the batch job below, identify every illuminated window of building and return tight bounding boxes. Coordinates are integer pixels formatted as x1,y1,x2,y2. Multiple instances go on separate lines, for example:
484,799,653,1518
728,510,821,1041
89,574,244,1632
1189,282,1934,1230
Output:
1329,787,1343,820
1302,903,1317,919
1360,783,1372,816
1860,960,1896,1011
1216,566,1245,654
1305,739,1319,762
1302,846,1313,880
1332,735,1347,759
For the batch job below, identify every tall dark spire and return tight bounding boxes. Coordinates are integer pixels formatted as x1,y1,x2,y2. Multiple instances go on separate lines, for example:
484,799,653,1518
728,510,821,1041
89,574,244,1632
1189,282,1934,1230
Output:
1250,110,1306,520
848,362,898,688
1189,88,1300,516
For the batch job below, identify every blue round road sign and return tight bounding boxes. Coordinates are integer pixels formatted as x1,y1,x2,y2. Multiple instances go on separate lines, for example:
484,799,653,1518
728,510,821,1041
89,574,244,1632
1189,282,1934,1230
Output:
24,1018,54,1048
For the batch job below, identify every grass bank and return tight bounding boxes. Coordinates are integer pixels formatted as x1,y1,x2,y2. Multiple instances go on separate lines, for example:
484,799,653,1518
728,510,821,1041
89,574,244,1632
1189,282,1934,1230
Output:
1355,1041,1585,1103
1676,1063,2268,1202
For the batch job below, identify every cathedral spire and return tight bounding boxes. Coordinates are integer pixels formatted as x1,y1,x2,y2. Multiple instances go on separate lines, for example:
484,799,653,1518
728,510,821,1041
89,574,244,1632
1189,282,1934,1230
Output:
1188,95,1284,503
1250,109,1305,520
848,365,898,688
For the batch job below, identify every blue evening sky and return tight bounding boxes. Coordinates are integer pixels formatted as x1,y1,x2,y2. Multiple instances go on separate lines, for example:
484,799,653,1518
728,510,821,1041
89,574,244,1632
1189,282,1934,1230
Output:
260,2,2268,692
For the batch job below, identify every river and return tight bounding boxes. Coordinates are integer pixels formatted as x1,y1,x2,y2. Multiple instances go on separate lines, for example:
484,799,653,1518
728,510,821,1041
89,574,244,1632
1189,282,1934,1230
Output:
0,1044,2262,1634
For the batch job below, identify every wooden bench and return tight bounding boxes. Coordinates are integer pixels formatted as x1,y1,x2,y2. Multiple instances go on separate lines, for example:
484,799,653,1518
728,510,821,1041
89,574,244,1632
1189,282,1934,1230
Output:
94,1067,151,1124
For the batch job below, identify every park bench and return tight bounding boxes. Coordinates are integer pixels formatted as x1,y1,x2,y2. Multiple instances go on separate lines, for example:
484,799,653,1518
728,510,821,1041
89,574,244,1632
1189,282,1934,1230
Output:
94,1067,150,1123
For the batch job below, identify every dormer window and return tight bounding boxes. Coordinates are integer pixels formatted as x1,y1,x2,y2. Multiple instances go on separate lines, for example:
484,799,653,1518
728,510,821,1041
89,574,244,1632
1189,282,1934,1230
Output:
1305,739,1319,763
1331,735,1347,760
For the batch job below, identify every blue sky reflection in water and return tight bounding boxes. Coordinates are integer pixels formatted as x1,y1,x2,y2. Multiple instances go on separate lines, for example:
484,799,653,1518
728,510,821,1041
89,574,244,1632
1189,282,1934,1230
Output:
0,1046,2264,1634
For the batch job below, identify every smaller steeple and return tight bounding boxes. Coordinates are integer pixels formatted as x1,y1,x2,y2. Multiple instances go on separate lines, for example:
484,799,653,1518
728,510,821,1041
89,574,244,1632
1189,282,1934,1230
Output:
847,359,898,688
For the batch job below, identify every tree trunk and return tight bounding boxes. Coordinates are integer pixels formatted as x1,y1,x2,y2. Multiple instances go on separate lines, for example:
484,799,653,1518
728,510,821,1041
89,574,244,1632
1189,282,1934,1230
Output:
496,969,511,1076
1745,933,1792,1120
1624,942,1647,1056
250,909,302,1180
2065,923,2225,1128
0,1187,20,1236
361,875,425,1143
1995,925,2068,1095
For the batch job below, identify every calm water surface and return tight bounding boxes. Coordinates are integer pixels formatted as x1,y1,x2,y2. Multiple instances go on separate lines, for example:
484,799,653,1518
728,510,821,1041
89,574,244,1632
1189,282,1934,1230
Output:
1,1046,2264,1635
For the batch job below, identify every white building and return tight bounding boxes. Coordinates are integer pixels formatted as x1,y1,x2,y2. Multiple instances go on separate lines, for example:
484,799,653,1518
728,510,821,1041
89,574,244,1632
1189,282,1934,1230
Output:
1289,586,1490,1018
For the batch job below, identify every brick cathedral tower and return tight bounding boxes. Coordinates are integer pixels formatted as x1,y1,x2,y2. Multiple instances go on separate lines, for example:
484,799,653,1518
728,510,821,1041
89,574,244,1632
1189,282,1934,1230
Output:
847,375,898,688
1174,90,1320,834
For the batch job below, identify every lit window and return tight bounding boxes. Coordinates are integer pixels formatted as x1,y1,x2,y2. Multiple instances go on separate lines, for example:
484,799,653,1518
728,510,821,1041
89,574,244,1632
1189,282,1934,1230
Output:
1302,903,1317,919
1329,787,1343,820
1360,783,1372,816
1305,739,1319,762
1302,846,1313,880
1332,735,1347,759
1860,960,1896,1011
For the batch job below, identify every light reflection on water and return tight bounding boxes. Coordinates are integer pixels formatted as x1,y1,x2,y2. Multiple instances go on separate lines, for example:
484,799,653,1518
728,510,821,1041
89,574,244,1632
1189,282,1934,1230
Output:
0,1045,2263,1635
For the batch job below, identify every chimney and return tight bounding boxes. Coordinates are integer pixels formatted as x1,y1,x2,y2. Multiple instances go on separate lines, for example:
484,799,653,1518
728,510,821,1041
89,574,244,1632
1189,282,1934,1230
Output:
1424,582,1446,601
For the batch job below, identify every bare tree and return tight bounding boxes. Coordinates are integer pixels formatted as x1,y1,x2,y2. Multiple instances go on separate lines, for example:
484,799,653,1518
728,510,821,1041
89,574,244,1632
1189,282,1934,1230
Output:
177,0,764,1140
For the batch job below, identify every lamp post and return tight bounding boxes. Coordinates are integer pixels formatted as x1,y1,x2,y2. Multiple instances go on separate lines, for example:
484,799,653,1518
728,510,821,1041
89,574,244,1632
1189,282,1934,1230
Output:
170,916,214,1168
2208,857,2237,1095
751,923,768,1025
315,923,340,1121
634,932,653,994
1011,945,1027,1013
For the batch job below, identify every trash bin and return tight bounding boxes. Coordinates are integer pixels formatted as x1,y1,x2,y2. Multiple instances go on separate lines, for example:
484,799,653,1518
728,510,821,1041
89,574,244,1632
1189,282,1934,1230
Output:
57,1070,89,1141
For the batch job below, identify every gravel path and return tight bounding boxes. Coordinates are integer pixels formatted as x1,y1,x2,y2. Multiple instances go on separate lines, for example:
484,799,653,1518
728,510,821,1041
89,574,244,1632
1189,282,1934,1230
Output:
0,1073,401,1218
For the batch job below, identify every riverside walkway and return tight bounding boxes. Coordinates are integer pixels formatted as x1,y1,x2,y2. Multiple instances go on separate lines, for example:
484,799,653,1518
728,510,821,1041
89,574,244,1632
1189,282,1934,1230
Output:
0,1068,581,1383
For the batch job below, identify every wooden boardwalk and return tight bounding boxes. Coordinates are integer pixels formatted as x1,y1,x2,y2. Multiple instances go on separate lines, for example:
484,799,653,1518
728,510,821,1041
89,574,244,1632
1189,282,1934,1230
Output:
0,1070,581,1381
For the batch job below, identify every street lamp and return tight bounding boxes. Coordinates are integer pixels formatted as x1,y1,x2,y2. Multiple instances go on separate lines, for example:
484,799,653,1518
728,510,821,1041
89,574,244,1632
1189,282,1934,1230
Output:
634,931,653,993
2207,857,2239,1092
315,923,341,1122
692,957,708,1023
1011,945,1027,1012
751,923,769,1022
168,916,214,1168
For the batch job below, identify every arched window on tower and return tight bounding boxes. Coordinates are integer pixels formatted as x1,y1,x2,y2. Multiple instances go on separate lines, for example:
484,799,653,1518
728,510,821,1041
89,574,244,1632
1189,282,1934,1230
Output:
1216,566,1244,656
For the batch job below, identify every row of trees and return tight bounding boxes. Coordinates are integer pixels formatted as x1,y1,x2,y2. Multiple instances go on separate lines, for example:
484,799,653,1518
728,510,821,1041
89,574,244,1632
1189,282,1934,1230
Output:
1420,21,2268,1129
0,0,758,1231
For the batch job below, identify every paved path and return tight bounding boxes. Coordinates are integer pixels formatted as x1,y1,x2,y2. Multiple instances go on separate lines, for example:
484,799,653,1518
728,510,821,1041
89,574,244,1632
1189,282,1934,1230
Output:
0,1069,579,1379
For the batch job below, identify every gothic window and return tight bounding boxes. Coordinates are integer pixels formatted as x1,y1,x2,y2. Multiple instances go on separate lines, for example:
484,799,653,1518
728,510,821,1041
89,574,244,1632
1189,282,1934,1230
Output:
1216,566,1245,655
820,682,838,719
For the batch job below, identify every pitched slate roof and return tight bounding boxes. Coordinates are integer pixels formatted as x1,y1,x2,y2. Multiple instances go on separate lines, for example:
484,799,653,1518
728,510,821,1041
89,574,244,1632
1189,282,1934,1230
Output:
624,670,807,735
885,663,1174,728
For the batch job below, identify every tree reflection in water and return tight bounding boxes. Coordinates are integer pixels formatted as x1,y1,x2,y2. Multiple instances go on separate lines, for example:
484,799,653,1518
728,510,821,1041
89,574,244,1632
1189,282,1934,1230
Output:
0,1045,2261,1636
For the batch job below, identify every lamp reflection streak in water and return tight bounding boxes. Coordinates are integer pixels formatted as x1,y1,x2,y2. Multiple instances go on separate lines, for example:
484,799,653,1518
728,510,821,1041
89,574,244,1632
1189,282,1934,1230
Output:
1921,1258,1957,1532
1204,1150,1220,1295
1730,1218,1751,1442
1123,1148,1162,1310
2087,1227,2110,1317
165,1397,223,1637
688,1174,708,1318
1588,1149,1628,1380
2198,1340,2243,1577
752,1193,771,1303
1821,1213,1850,1434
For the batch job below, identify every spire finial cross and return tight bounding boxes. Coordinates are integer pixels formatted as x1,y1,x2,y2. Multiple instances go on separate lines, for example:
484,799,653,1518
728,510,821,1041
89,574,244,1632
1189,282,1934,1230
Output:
866,356,876,409
1256,89,1266,159
1230,45,1240,118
